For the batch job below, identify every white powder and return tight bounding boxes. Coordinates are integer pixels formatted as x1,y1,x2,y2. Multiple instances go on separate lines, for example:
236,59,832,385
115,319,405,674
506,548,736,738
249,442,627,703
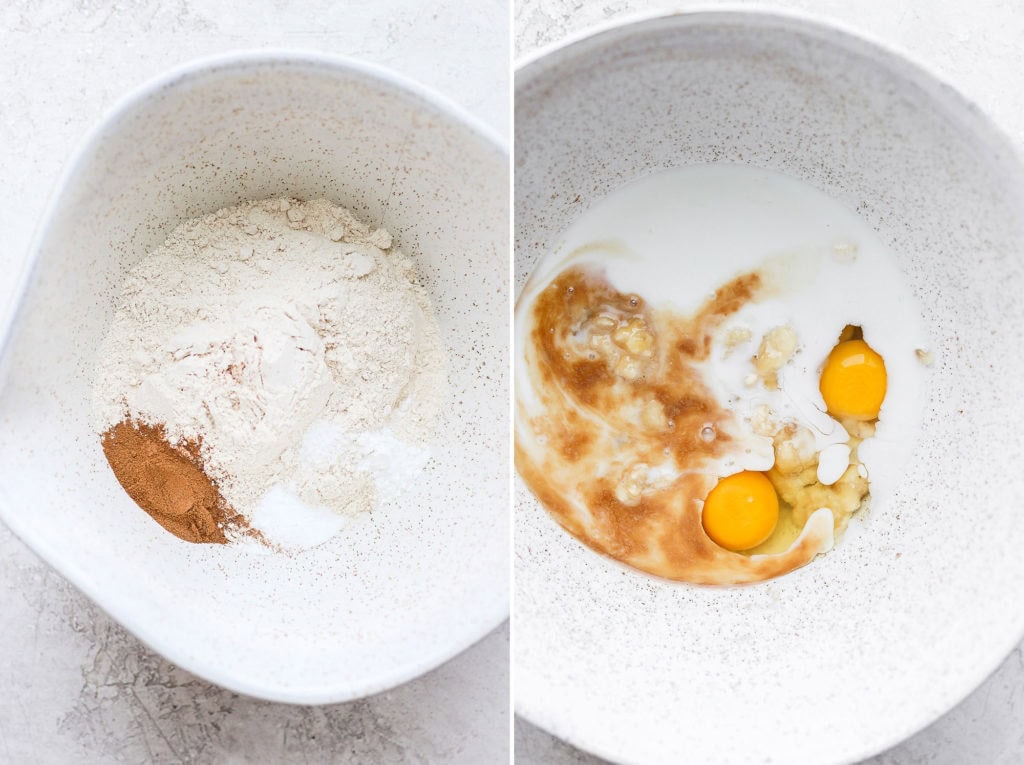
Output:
93,198,447,551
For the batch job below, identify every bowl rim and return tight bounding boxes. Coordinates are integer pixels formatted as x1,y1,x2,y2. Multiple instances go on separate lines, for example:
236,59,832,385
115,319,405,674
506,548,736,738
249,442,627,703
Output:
0,49,509,705
513,8,1024,763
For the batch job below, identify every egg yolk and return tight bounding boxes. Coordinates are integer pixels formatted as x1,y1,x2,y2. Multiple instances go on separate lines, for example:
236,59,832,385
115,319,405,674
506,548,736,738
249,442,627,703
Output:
701,470,779,552
819,338,887,421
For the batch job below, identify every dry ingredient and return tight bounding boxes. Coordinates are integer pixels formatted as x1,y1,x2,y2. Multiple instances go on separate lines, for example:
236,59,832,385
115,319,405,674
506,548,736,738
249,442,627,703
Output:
100,421,248,544
94,198,447,551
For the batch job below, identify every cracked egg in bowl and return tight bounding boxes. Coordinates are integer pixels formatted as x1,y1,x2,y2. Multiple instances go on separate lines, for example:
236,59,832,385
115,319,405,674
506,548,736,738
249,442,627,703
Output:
513,11,1024,765
514,164,928,585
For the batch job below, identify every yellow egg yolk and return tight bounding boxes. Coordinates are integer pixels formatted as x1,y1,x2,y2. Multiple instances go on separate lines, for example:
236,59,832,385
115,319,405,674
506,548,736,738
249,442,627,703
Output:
819,338,887,421
701,470,779,552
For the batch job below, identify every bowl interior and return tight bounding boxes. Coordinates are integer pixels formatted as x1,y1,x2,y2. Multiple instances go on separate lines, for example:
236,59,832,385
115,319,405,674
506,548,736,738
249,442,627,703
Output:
0,55,508,703
515,12,1024,764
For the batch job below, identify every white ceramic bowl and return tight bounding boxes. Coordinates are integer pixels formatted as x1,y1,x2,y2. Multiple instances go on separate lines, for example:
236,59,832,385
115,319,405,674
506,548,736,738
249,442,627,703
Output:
0,51,508,704
515,12,1024,764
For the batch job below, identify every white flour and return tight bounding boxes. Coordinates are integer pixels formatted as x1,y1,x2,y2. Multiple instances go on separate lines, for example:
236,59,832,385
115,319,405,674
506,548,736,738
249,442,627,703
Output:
93,198,447,551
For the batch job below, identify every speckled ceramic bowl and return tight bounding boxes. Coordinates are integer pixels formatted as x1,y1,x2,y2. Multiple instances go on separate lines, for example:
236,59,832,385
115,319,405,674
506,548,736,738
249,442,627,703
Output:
0,52,508,703
515,12,1024,764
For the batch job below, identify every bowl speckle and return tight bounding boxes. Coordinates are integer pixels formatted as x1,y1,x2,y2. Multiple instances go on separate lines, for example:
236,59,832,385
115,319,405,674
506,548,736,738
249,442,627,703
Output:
515,12,1024,764
0,51,509,704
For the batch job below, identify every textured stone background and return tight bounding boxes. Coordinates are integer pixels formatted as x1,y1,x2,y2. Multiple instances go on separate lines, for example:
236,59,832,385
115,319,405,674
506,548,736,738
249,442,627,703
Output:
513,1,1024,763
5,0,1024,762
0,1,509,763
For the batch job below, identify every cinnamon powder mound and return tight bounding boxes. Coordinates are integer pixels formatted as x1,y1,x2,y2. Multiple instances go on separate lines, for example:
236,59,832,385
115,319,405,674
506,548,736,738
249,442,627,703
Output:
101,420,250,544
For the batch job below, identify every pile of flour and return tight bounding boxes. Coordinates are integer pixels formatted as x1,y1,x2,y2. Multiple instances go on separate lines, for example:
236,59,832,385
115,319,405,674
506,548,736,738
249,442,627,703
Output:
93,198,447,551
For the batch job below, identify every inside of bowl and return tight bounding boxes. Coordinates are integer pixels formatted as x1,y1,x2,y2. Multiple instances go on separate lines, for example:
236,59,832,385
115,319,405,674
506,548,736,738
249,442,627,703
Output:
515,13,1024,764
0,57,508,701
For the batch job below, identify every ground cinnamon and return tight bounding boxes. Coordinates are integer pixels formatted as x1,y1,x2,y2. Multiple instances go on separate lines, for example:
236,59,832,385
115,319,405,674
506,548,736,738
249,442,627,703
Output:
101,420,249,544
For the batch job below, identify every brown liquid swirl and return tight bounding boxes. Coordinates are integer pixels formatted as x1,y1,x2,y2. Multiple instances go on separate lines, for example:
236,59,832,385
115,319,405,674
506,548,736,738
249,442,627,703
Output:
515,264,833,585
